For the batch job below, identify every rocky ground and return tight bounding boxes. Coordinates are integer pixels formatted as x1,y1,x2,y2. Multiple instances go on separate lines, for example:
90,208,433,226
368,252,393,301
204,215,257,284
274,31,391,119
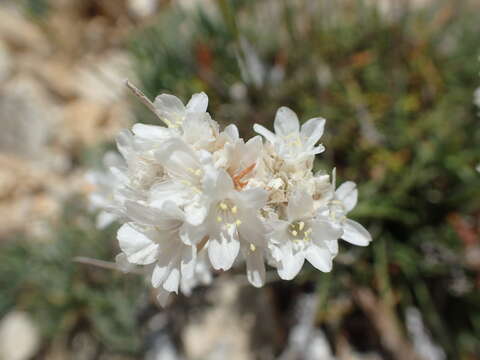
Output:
0,0,139,240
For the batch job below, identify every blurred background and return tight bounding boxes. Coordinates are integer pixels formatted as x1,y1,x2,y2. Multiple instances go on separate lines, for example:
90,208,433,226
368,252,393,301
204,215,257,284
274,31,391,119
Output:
0,0,479,359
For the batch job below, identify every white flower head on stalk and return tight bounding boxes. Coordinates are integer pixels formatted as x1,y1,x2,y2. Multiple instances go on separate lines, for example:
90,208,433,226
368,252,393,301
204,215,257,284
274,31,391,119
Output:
253,107,326,162
268,190,342,280
86,83,372,306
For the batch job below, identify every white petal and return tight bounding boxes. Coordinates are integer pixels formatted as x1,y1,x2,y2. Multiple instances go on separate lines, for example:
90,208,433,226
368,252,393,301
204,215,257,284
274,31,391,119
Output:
300,117,325,149
243,136,263,165
117,224,158,265
310,218,343,243
180,245,196,279
125,201,185,232
223,124,239,140
336,181,358,213
151,263,168,288
274,106,300,137
277,245,305,280
154,138,201,182
287,190,313,220
253,124,276,144
125,201,161,225
184,201,207,226
305,244,332,272
116,129,133,159
96,211,117,229
163,267,180,293
238,211,266,246
342,219,371,246
325,238,339,257
132,123,172,140
246,248,266,288
238,187,268,210
150,180,190,207
186,92,208,113
154,94,185,118
207,229,240,271
179,221,206,246
214,169,235,196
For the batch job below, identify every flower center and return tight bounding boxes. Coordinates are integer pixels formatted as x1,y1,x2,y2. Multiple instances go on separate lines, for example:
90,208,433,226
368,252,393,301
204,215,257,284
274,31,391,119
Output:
216,199,242,230
288,220,312,243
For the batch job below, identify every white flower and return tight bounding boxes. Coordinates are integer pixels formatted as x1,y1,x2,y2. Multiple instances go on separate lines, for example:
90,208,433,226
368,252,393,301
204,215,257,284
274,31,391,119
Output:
268,190,342,280
151,137,214,225
253,107,326,161
86,152,126,228
329,181,372,246
154,91,209,129
118,200,205,303
204,169,268,286
214,124,263,188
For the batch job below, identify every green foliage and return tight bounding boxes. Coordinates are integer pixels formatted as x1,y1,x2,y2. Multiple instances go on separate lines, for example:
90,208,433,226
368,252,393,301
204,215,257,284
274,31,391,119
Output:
0,199,145,355
130,0,480,357
22,0,50,18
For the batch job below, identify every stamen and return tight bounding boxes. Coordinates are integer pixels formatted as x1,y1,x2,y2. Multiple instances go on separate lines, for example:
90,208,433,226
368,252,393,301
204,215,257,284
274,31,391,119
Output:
250,244,256,252
231,206,237,214
232,163,256,190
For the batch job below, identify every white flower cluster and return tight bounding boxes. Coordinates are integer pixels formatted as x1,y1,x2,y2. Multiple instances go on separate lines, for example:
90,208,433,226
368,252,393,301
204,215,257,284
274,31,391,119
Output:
88,88,372,305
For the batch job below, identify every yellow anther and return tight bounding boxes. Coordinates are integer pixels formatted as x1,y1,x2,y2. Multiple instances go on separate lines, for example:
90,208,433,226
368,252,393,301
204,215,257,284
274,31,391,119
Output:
235,219,242,226
291,230,298,236
231,206,238,214
250,244,256,252
216,216,223,222
219,202,228,210
298,221,305,231
194,169,202,176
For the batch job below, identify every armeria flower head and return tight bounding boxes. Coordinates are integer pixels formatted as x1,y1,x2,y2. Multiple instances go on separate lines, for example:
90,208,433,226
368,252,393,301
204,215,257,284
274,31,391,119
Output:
86,83,372,306
253,106,326,162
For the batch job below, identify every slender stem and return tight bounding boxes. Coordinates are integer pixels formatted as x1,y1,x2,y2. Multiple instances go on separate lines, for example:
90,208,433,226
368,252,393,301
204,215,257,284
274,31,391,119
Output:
73,256,144,275
125,80,165,125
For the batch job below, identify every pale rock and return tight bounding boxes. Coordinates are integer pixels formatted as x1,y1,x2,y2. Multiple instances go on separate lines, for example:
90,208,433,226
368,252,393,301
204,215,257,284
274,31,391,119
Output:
0,154,63,238
0,7,50,55
73,51,134,106
0,76,59,160
62,100,107,146
0,311,40,360
127,0,158,18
